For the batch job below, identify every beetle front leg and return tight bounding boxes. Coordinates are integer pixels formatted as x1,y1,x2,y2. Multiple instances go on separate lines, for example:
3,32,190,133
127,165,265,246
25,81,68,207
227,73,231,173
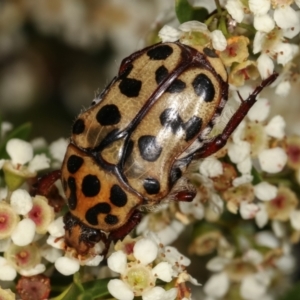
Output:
193,73,278,159
108,210,143,242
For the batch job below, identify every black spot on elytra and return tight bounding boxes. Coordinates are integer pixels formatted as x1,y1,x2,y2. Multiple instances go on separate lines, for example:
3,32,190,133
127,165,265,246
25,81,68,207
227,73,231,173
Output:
85,203,111,226
110,184,128,207
192,74,215,102
82,175,101,197
147,45,173,60
105,214,119,225
143,178,160,194
96,104,121,126
203,47,218,58
72,119,85,134
67,155,84,174
184,116,203,141
166,79,186,93
160,108,183,134
67,177,77,210
138,135,162,162
119,78,142,97
155,66,169,84
170,167,182,185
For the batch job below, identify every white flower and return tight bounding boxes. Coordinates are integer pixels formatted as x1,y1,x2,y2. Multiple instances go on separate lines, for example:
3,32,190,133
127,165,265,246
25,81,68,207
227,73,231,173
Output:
211,30,227,51
264,115,285,139
48,216,65,237
55,256,80,276
240,273,269,300
107,250,127,274
0,257,17,281
273,5,300,29
199,157,223,177
152,262,173,282
204,272,229,298
108,279,134,300
290,210,300,230
49,138,68,162
6,138,33,165
19,263,46,276
227,141,251,164
258,147,287,173
247,98,270,122
27,153,50,172
10,189,33,215
257,54,274,79
158,25,181,43
255,204,268,228
248,0,270,15
142,287,177,300
254,182,278,201
134,238,158,265
255,231,279,248
240,201,259,219
225,0,245,22
11,218,36,246
253,14,275,33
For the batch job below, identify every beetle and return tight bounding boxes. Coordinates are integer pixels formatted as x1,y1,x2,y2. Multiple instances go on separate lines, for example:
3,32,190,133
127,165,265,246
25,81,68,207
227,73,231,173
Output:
37,41,277,256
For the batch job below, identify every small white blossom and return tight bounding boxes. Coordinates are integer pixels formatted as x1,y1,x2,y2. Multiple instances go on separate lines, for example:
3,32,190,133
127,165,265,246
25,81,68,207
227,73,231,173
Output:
0,257,17,281
142,287,177,300
107,250,127,273
265,115,286,139
55,256,80,276
108,279,134,300
225,0,245,22
255,231,279,248
211,30,227,51
27,154,50,172
10,189,33,215
248,0,270,15
204,272,229,298
257,54,274,79
273,5,300,29
258,147,287,173
199,157,223,177
49,138,68,162
11,218,36,246
247,98,270,123
290,210,300,230
6,138,33,165
255,204,268,228
19,263,46,276
48,216,65,237
240,202,259,219
253,14,275,33
134,238,158,265
254,182,278,201
240,274,269,300
158,25,181,42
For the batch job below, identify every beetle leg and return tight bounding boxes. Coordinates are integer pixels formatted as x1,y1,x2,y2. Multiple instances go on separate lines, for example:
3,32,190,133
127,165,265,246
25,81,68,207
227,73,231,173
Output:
32,170,65,213
34,170,61,196
193,73,278,159
108,210,143,242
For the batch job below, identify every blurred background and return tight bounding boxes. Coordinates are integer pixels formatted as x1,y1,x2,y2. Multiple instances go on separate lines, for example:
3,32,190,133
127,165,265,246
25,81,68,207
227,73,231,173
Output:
0,0,175,141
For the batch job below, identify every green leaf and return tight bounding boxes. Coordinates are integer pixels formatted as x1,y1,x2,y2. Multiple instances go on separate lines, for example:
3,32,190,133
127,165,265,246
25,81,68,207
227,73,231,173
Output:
0,122,32,159
51,278,112,300
280,283,300,300
175,0,208,23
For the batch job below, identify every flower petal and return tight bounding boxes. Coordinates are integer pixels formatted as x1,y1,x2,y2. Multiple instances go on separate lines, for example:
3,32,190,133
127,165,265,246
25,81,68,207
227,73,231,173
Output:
6,139,33,165
55,257,80,276
204,272,229,298
11,218,36,246
258,147,287,173
107,279,134,300
107,250,127,274
134,238,158,265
